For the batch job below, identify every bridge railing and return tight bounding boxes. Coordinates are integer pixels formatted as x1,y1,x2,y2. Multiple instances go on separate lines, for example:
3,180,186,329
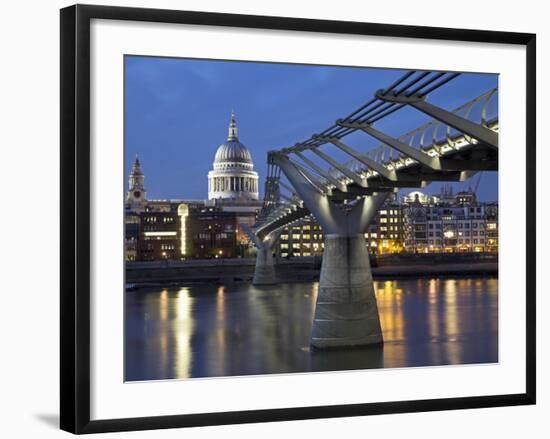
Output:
335,88,499,178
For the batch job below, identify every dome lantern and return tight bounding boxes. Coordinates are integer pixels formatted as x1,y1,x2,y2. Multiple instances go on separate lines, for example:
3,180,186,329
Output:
227,110,238,141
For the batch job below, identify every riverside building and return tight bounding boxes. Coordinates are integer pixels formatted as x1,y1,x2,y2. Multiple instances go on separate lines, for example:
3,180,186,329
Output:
402,188,498,253
276,197,406,258
276,188,497,258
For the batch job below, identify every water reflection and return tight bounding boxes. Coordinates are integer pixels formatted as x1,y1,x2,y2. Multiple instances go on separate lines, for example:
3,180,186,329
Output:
125,277,498,381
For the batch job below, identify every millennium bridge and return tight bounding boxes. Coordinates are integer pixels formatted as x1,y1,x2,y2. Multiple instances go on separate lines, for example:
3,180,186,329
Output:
243,70,498,350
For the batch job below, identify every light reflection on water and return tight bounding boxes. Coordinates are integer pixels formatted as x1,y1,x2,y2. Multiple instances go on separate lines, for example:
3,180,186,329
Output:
125,277,498,381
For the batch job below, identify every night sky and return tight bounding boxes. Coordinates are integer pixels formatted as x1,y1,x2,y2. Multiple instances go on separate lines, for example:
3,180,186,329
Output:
125,56,498,202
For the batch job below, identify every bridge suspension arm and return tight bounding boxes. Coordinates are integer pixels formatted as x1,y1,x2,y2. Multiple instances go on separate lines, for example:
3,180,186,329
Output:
240,223,262,247
375,90,499,148
271,153,345,235
288,158,332,195
308,147,367,187
336,120,442,170
348,192,392,234
294,151,348,192
315,136,396,180
278,179,298,197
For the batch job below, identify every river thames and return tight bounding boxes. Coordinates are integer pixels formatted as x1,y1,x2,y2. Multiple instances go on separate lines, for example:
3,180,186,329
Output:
125,277,498,381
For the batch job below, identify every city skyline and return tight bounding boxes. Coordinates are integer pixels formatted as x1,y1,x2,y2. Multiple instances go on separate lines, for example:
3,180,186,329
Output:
125,56,498,201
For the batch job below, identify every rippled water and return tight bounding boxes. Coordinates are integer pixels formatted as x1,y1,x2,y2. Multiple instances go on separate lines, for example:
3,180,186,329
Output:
125,278,498,381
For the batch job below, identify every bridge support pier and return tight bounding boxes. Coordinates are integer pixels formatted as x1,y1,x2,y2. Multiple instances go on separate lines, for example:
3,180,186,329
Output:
253,244,277,285
311,234,382,350
272,153,390,349
241,224,282,286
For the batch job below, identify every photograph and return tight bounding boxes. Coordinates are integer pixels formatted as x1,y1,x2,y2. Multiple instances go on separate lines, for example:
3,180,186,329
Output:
123,57,499,382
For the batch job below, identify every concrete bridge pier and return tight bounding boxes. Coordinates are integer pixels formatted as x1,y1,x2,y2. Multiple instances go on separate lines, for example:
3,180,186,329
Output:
243,226,283,286
272,153,390,349
311,233,382,350
253,242,277,285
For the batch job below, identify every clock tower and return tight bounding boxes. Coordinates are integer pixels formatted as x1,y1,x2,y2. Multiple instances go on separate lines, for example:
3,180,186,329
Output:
126,155,147,211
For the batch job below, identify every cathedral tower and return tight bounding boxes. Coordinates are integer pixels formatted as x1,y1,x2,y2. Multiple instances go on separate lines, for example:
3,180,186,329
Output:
126,155,147,211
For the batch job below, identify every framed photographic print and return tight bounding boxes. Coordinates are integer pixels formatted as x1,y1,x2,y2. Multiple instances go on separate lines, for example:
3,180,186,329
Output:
60,4,536,434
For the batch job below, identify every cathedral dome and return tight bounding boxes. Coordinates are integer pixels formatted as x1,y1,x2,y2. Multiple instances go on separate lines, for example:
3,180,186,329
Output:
213,111,253,166
214,139,253,165
208,111,259,201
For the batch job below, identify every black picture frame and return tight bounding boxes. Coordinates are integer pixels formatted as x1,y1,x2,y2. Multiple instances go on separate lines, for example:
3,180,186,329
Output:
60,4,536,434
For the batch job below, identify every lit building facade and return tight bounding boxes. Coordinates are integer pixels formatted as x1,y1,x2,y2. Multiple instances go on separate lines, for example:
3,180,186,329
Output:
368,203,405,254
276,190,497,257
138,208,181,261
402,190,499,253
124,212,140,261
278,219,324,258
188,207,244,259
277,199,405,258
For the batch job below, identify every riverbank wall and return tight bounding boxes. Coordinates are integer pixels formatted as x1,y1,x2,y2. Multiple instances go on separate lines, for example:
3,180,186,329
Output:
126,254,497,287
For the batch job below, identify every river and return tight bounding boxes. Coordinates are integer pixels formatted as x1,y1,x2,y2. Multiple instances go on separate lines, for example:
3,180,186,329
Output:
125,277,498,381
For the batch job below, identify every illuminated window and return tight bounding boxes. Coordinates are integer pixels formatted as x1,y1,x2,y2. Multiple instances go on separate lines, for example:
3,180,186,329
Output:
144,231,177,237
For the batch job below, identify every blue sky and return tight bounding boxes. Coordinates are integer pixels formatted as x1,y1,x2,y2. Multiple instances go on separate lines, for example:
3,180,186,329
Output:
125,56,498,201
